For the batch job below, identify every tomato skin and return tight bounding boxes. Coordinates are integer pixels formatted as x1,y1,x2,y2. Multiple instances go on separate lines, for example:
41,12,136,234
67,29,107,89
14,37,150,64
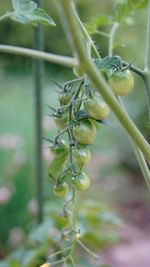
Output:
73,147,91,165
54,112,68,129
72,172,90,191
53,182,69,197
73,120,97,145
84,93,110,120
108,69,134,96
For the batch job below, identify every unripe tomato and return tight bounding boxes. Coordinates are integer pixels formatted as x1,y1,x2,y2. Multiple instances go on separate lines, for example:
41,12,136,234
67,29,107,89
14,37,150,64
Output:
54,112,68,129
108,69,134,96
73,147,91,165
72,172,90,191
73,67,84,77
73,120,96,145
84,93,110,120
53,182,69,197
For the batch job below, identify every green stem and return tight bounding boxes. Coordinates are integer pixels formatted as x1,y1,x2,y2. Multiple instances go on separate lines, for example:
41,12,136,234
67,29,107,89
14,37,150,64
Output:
0,45,78,68
108,22,119,56
143,0,150,118
69,256,76,266
59,0,150,163
145,0,150,70
142,73,150,119
118,97,150,190
133,145,150,190
76,239,100,260
0,12,11,22
95,30,109,38
73,7,100,58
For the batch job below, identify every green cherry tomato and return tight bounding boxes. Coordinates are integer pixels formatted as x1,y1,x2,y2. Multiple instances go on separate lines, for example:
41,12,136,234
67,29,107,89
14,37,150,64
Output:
73,120,97,145
108,69,134,96
73,147,91,165
54,112,68,129
53,182,69,197
84,92,110,120
72,172,90,191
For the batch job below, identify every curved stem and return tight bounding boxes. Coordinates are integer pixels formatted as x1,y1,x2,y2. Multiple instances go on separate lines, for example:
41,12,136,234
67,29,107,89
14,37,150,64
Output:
0,45,78,68
59,0,150,163
145,0,150,71
0,12,12,22
118,97,150,190
108,22,119,57
73,5,100,58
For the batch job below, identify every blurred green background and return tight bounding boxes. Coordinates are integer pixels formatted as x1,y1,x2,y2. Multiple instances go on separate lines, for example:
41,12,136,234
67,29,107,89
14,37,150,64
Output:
0,1,149,266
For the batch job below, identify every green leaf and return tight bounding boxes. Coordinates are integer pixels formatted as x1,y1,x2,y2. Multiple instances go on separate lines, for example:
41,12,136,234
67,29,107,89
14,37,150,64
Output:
28,219,53,243
11,8,56,26
94,56,121,74
114,0,148,22
12,0,37,11
84,14,112,34
11,0,56,26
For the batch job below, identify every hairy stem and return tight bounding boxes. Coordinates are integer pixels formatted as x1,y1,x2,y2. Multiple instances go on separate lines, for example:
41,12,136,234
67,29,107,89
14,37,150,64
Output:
59,0,150,163
73,6,100,58
0,45,78,68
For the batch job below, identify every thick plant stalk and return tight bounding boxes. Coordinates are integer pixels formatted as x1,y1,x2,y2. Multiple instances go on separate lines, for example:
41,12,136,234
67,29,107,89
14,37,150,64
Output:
58,0,150,163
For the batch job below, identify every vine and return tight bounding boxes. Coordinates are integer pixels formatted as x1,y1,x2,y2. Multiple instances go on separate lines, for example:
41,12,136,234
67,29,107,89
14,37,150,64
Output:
0,0,150,266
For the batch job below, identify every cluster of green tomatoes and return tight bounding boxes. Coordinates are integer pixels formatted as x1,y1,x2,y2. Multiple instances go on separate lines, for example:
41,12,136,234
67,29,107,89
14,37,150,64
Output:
48,62,134,198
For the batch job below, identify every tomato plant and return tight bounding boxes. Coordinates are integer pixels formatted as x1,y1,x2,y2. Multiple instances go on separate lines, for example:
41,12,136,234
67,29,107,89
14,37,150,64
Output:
0,0,150,266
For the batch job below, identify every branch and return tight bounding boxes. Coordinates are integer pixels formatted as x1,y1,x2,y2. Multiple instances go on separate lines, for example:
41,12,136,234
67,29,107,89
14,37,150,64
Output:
59,0,150,163
145,0,150,70
0,45,78,68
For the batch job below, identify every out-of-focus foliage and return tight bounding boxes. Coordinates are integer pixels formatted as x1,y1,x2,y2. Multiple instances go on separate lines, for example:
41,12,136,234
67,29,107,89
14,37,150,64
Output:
0,199,120,267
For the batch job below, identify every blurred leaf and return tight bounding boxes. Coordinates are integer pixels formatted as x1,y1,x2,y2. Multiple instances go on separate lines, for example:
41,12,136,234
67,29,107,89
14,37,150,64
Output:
28,219,53,243
12,0,37,11
114,0,148,22
99,212,123,226
84,14,112,34
11,0,56,26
